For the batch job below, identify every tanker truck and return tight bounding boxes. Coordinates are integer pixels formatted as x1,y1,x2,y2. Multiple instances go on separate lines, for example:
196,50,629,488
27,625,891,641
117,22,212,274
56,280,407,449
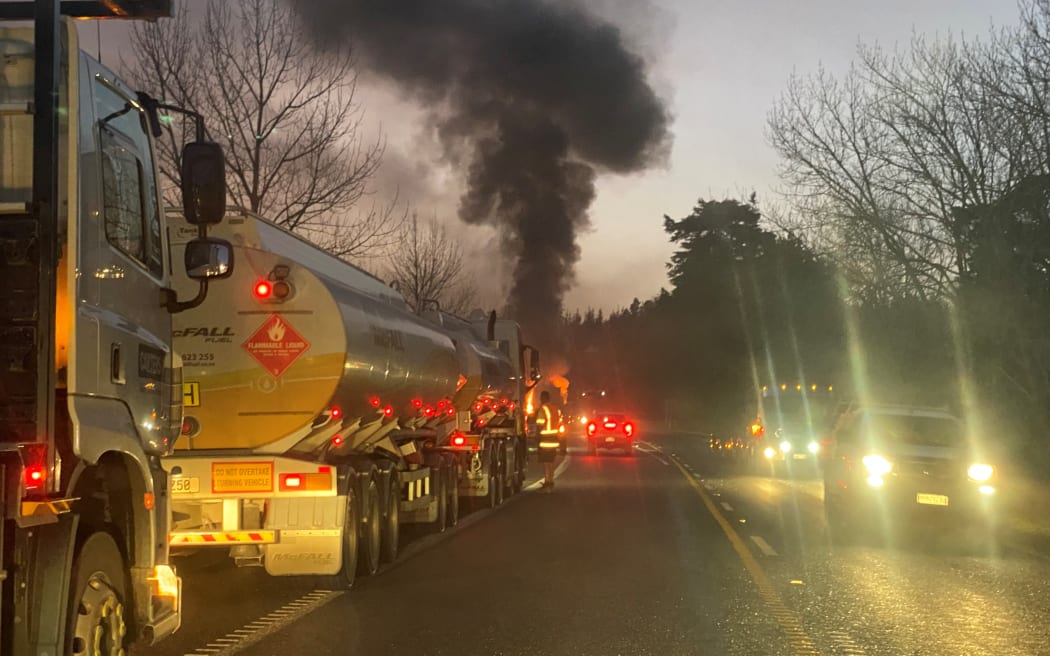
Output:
423,309,539,508
165,209,537,586
0,3,233,653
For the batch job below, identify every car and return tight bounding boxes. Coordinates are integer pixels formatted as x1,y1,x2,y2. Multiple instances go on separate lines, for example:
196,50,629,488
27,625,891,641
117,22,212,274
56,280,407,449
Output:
822,405,998,538
586,413,636,456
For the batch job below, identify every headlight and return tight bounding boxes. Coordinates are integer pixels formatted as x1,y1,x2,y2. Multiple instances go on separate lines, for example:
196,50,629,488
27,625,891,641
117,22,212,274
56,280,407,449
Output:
763,447,776,459
968,463,994,482
862,454,892,476
779,441,791,453
807,441,819,454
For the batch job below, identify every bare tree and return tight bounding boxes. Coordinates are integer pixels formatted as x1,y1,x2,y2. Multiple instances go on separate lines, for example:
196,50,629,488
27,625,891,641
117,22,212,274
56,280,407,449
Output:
768,30,1023,299
387,214,478,316
122,0,399,258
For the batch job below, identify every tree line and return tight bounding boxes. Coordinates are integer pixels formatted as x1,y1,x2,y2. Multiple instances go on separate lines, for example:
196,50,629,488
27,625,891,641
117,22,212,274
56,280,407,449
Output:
564,1,1050,474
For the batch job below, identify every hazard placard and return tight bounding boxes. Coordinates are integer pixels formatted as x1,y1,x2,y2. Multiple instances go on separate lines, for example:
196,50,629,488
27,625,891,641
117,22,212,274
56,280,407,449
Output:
242,314,310,378
183,382,200,407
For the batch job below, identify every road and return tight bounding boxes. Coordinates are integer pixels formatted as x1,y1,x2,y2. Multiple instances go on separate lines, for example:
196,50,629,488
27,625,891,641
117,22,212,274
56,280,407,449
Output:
147,433,1050,656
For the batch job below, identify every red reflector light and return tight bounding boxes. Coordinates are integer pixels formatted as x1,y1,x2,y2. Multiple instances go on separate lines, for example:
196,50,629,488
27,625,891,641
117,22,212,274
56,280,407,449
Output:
330,406,342,419
473,403,483,413
477,418,486,427
412,398,422,408
25,465,45,488
447,407,455,416
318,466,331,473
424,406,435,417
508,402,516,410
20,443,47,494
331,435,343,447
282,474,302,488
500,398,508,405
438,399,447,409
383,406,394,417
482,398,491,406
369,396,381,408
253,281,272,299
452,435,466,446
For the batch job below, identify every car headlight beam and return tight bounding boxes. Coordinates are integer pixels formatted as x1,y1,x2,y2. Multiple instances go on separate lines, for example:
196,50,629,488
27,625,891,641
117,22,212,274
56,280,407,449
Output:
779,441,791,453
968,463,994,482
862,454,892,476
807,441,819,454
763,447,776,459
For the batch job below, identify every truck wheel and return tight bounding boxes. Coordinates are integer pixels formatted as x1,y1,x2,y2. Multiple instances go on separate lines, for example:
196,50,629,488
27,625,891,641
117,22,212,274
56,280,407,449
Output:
493,455,505,507
432,467,448,533
323,490,359,589
68,532,128,656
445,460,459,528
359,481,381,576
380,476,399,564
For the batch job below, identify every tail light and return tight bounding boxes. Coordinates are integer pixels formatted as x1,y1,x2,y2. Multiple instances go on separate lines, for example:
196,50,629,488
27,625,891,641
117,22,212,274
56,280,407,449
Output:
279,470,333,492
558,424,566,435
451,434,467,447
20,443,48,496
330,406,342,419
587,422,596,436
253,280,272,299
624,423,634,437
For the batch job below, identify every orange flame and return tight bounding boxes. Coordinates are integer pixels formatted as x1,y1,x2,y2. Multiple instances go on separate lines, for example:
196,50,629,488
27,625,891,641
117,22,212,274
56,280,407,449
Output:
525,387,536,416
550,375,570,405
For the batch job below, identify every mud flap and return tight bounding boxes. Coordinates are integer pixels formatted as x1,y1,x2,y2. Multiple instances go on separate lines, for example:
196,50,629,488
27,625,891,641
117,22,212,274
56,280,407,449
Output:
263,496,345,576
10,513,78,656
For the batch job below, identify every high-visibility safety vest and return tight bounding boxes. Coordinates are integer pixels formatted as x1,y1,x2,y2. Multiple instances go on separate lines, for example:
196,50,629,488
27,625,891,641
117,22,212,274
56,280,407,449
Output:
537,404,561,448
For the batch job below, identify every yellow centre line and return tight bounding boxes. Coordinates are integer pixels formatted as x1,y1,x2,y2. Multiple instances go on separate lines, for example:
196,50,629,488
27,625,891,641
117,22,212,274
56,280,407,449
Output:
640,441,821,656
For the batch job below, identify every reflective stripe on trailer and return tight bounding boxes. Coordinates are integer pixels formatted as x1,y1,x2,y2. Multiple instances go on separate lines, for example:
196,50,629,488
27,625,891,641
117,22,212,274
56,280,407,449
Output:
169,530,277,545
538,441,561,448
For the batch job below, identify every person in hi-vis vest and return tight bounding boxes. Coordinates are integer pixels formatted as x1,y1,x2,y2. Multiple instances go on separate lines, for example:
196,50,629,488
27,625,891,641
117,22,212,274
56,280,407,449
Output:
536,391,562,488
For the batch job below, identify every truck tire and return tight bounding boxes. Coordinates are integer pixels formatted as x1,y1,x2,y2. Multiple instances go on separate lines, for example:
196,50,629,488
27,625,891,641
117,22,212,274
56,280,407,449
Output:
445,458,459,529
493,452,505,507
322,489,359,589
359,481,382,576
380,476,400,564
68,532,128,656
432,467,448,533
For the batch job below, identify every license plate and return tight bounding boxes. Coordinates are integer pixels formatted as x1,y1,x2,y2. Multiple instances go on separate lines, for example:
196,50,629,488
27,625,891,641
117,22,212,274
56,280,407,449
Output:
793,453,807,460
211,462,274,493
171,476,200,495
605,437,616,443
916,493,949,506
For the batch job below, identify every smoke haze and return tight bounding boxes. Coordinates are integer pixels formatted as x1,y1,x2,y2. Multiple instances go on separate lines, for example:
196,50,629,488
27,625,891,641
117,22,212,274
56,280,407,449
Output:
290,0,671,341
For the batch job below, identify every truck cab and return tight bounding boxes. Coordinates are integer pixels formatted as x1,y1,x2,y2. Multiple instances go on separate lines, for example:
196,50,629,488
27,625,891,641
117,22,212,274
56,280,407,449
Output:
0,6,229,653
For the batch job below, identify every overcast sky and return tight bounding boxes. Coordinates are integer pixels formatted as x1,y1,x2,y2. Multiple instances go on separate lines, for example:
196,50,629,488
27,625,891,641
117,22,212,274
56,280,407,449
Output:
85,0,1019,313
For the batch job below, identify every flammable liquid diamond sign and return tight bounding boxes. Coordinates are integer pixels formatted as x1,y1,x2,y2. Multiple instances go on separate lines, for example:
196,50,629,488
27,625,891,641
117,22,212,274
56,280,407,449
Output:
242,314,310,378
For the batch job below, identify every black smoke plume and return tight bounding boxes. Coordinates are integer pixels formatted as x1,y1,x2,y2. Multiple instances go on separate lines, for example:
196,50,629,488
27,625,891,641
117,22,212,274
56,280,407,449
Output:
291,0,671,339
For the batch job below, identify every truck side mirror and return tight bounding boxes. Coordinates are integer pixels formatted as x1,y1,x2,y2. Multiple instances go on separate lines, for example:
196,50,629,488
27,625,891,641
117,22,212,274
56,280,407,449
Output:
185,237,233,280
528,348,541,381
181,141,226,225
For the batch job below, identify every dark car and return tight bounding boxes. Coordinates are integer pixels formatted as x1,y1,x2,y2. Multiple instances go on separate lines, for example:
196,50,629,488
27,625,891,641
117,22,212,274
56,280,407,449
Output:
586,413,635,456
823,405,998,537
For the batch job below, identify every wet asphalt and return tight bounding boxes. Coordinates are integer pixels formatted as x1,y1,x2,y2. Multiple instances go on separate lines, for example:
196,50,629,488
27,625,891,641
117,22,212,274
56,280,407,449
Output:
144,433,1050,656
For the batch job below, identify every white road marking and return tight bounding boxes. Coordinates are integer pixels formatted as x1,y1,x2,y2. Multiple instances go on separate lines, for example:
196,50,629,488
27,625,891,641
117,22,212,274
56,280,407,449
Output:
182,590,343,656
524,455,573,491
749,535,779,557
721,502,734,512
